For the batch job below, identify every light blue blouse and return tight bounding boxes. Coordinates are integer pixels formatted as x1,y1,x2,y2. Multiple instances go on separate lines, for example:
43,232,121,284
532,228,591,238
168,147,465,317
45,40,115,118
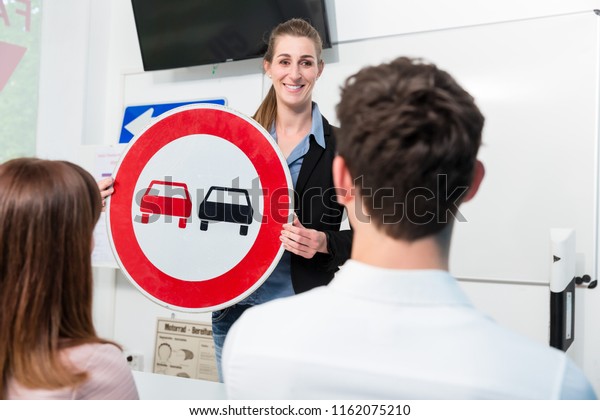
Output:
240,103,326,305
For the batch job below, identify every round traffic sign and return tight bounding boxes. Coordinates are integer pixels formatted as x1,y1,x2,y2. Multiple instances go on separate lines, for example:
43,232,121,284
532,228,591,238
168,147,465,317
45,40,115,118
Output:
107,104,292,312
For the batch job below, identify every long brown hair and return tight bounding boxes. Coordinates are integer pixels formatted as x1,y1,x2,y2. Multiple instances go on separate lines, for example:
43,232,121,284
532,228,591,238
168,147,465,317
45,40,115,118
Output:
0,158,108,398
253,18,324,130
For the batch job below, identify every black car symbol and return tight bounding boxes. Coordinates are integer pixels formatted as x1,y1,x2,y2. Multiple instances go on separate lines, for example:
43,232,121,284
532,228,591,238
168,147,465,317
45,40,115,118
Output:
197,186,253,236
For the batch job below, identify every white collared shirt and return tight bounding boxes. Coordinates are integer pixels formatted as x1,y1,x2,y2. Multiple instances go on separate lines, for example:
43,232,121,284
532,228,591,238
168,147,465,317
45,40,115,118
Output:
223,260,596,399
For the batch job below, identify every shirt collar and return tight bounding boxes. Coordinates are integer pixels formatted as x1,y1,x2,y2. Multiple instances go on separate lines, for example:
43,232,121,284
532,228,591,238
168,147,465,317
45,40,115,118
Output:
329,260,473,307
269,103,326,150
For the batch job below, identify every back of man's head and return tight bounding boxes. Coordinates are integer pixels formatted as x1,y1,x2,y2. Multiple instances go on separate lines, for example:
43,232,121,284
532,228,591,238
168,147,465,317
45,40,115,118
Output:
336,57,484,241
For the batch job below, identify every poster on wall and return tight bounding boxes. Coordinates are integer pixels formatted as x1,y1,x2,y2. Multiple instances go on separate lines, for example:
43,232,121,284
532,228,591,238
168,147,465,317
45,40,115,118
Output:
92,144,127,268
0,0,41,162
153,318,219,382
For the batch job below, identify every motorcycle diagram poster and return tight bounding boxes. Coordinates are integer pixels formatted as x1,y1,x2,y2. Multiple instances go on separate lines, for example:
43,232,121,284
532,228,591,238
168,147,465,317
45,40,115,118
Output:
153,318,219,382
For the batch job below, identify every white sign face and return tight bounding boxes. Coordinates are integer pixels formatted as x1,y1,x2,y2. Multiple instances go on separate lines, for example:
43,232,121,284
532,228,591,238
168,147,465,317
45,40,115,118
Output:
132,134,262,280
107,104,292,312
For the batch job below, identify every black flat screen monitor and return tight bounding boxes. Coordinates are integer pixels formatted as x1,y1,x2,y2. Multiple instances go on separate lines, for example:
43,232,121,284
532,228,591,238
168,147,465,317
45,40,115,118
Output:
131,0,332,71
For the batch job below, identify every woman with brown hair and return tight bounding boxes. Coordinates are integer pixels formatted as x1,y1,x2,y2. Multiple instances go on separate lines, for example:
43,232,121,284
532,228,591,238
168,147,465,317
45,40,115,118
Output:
213,18,352,378
0,158,138,399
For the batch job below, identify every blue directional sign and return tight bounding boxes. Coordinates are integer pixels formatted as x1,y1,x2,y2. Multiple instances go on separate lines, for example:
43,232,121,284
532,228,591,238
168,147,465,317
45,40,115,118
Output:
118,98,227,143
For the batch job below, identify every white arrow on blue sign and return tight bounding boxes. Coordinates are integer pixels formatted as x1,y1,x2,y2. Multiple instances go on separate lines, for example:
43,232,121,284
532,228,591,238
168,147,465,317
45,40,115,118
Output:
118,98,227,143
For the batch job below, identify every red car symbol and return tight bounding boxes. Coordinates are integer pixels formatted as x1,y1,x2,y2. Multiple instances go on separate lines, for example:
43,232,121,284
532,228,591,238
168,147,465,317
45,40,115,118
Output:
139,180,192,229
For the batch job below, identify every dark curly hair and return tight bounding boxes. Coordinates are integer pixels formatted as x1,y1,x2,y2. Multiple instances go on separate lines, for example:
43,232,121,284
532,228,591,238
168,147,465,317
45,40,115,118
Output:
336,57,484,240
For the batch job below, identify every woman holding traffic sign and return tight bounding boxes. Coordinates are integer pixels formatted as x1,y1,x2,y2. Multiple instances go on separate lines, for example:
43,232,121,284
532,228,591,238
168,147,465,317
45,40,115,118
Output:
213,18,353,378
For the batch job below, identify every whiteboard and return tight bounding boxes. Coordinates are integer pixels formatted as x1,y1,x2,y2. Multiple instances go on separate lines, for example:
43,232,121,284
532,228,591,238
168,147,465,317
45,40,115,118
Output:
314,11,600,284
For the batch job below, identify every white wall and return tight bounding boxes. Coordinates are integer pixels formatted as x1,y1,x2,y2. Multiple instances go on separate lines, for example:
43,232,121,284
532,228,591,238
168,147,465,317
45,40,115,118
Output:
37,0,600,393
37,0,90,161
332,0,599,42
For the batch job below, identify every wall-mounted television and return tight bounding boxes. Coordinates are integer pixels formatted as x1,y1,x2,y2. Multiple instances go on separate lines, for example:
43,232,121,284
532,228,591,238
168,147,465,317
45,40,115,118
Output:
130,0,332,71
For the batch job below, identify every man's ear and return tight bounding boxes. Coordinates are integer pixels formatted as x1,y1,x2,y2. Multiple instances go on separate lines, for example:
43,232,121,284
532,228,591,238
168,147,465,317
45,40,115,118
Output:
333,155,353,206
463,160,485,203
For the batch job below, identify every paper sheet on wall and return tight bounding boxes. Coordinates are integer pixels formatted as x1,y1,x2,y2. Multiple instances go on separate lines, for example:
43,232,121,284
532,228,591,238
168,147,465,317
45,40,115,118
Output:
92,212,119,268
153,318,219,382
92,144,126,268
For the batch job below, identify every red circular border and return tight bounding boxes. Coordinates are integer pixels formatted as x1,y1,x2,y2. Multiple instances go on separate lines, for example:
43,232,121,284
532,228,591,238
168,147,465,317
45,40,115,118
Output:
109,107,290,310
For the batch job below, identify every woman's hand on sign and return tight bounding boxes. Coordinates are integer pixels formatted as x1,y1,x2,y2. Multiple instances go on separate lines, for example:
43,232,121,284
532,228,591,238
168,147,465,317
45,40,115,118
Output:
280,214,328,259
97,177,114,210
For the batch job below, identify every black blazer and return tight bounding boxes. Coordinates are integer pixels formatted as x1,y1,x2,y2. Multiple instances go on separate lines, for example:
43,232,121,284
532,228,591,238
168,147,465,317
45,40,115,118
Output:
291,116,353,293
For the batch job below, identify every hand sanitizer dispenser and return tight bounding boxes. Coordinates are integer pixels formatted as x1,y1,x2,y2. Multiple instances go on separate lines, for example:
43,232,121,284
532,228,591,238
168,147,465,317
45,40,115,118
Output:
549,228,576,351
